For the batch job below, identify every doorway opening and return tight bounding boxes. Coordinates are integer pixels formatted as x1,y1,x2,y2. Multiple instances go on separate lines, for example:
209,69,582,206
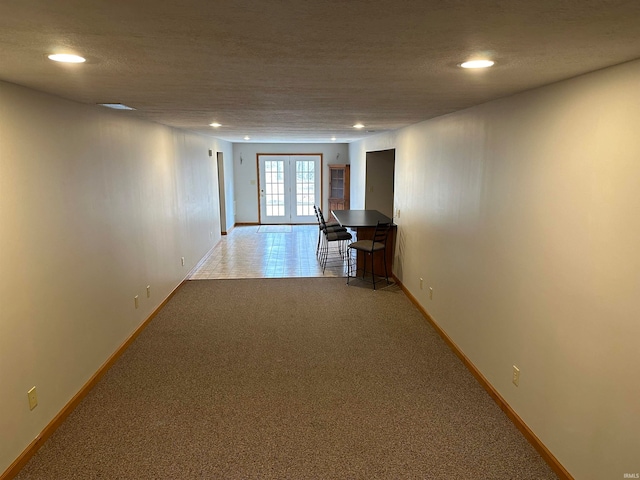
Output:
365,149,395,219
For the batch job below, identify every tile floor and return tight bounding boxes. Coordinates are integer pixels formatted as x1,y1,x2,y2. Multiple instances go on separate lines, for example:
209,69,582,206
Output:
189,225,352,279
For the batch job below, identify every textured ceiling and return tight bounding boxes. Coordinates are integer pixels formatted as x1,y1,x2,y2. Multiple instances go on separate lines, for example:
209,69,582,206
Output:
1,0,639,143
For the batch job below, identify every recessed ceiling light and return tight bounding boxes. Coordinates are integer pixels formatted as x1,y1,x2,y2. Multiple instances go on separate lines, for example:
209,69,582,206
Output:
98,103,136,110
353,123,365,129
244,136,251,141
331,136,337,141
460,59,494,69
48,53,86,63
209,122,222,128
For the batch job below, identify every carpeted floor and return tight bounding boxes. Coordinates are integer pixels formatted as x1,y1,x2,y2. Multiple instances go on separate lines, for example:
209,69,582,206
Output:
15,278,557,479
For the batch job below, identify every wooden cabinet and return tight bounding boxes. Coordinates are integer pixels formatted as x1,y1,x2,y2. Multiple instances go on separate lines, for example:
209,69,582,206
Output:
328,164,350,221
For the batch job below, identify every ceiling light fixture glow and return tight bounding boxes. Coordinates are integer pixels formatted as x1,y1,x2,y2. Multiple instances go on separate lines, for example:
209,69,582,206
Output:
331,136,337,141
244,136,251,141
460,59,494,69
353,123,365,129
98,103,135,110
48,53,86,63
209,122,222,128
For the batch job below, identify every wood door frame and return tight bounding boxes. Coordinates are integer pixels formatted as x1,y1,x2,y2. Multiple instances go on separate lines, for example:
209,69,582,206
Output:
256,153,324,224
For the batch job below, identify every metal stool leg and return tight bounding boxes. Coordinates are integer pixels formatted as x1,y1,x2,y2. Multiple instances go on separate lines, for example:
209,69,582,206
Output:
371,252,376,290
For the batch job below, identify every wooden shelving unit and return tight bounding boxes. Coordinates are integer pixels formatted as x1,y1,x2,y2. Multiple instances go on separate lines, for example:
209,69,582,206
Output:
328,164,350,221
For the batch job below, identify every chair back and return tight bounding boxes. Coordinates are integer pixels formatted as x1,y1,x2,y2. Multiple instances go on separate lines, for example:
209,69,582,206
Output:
316,207,330,229
313,205,321,225
372,222,392,247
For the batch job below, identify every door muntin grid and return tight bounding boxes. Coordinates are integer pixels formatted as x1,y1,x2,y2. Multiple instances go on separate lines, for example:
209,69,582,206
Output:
265,160,285,217
295,159,316,217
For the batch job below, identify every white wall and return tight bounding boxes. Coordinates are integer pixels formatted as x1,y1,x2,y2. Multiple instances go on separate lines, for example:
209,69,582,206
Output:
349,59,640,480
0,81,231,474
232,143,349,223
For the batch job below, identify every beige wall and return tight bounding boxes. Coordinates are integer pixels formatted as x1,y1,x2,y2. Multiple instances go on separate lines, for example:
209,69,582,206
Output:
0,81,231,474
349,60,640,479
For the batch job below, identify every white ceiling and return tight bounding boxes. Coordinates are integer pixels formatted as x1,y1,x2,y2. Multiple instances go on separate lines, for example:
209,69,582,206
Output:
1,0,639,143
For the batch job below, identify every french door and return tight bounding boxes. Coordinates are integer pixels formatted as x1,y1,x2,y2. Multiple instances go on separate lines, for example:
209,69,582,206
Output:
258,154,321,224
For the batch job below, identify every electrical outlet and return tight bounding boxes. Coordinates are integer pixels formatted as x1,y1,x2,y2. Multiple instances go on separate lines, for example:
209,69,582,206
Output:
420,278,423,289
181,257,185,266
512,365,520,386
146,286,151,298
27,387,38,410
429,287,433,300
134,295,139,309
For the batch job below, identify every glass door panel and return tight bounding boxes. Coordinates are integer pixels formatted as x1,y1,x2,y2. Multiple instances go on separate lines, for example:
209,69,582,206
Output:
265,159,285,217
291,157,317,223
259,156,287,223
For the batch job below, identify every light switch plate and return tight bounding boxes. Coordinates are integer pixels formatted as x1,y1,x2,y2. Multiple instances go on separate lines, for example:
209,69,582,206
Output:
28,387,38,410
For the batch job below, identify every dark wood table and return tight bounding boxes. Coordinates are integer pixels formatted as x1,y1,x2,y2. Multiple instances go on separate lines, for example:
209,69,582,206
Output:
331,209,393,228
331,209,396,276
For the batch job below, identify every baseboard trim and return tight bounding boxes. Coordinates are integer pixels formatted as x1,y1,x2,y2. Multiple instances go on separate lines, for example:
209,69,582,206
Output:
1,279,188,480
393,275,573,480
234,222,259,226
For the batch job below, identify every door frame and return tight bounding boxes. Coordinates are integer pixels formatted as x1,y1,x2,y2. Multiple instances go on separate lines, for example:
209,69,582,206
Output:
256,153,324,224
216,152,227,234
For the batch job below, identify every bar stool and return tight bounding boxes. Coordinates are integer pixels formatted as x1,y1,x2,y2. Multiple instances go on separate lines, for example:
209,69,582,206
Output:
317,209,352,273
347,221,391,289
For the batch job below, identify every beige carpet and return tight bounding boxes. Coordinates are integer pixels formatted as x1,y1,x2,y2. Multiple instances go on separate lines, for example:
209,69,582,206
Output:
15,278,557,479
